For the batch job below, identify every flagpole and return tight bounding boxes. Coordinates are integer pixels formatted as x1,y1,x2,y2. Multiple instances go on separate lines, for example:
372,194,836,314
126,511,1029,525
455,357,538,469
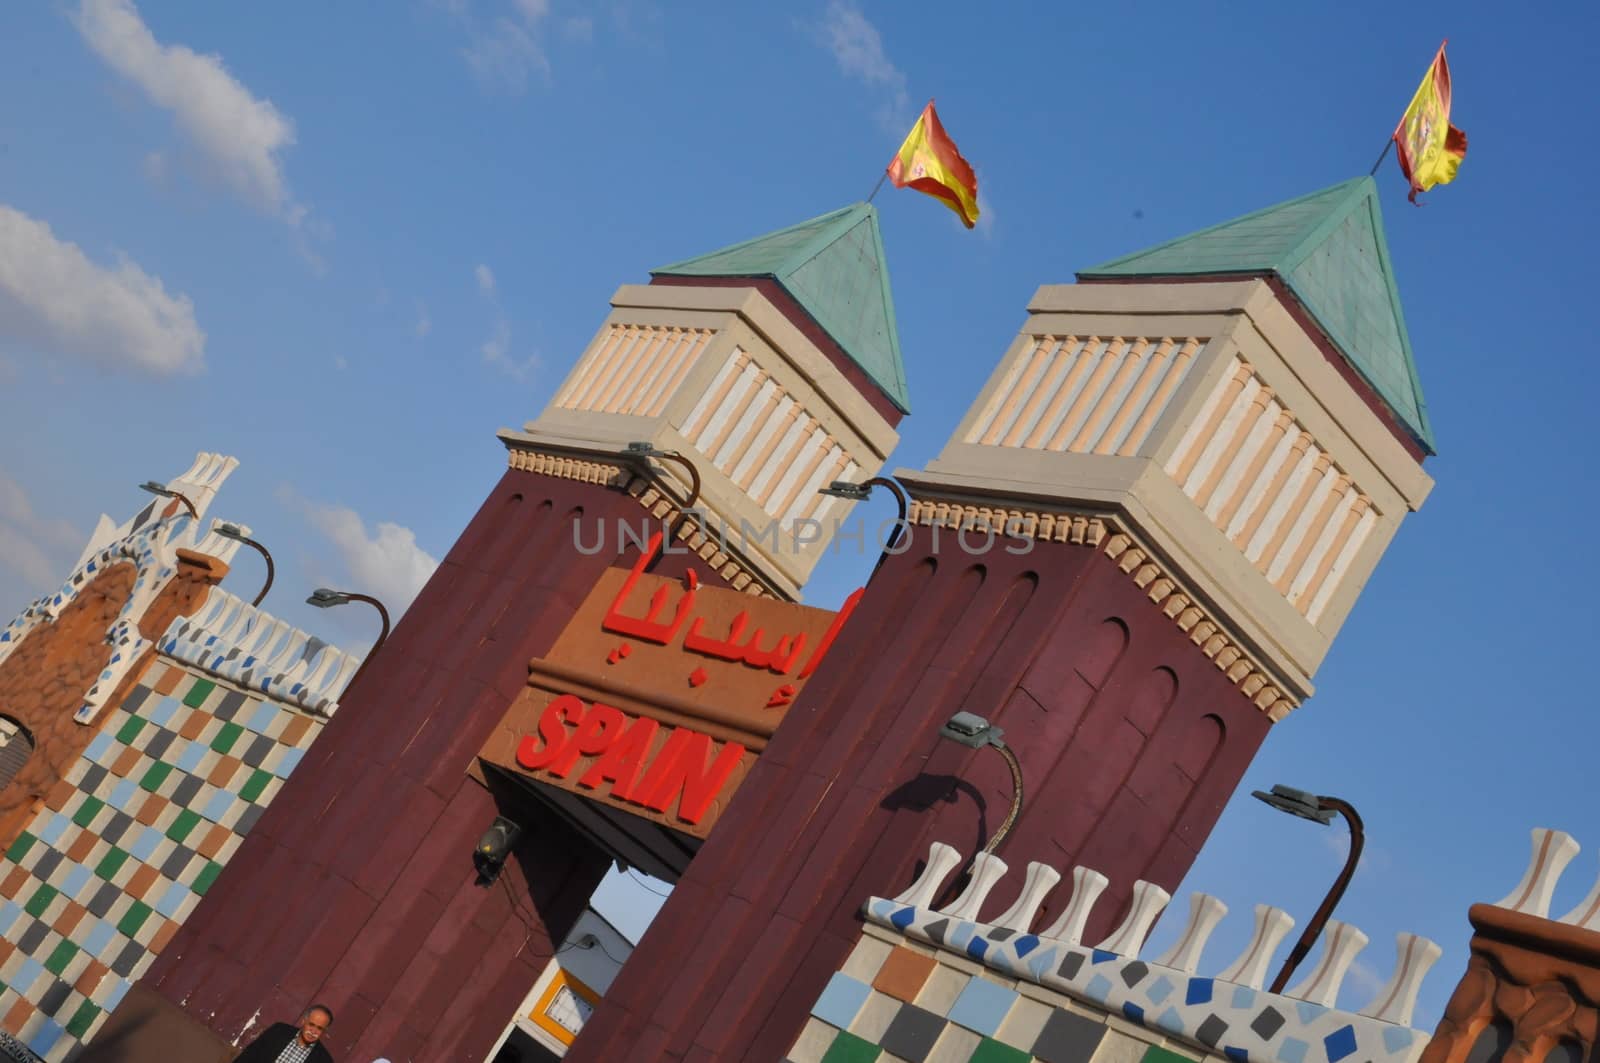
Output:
867,168,889,204
1369,138,1394,176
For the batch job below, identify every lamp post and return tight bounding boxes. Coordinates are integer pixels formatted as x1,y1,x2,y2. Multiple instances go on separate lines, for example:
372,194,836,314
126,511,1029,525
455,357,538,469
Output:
937,711,1025,855
1250,784,1365,994
215,523,274,606
138,480,198,519
818,476,910,571
623,442,702,562
306,588,392,689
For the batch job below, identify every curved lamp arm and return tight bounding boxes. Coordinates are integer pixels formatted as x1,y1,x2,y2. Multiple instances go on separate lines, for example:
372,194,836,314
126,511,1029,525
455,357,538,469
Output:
1262,793,1365,994
139,481,198,519
216,524,274,607
623,443,703,567
306,589,392,691
818,475,911,573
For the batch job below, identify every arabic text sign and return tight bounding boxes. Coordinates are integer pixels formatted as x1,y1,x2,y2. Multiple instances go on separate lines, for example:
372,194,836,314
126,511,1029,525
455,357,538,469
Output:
588,537,861,715
563,546,859,722
481,545,860,838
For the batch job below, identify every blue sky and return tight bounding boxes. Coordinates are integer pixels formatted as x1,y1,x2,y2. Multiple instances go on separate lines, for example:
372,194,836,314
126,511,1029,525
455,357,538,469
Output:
2,0,1598,1034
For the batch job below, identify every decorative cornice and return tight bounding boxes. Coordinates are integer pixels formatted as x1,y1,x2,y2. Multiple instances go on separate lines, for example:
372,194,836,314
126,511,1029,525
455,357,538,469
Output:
504,444,784,599
903,498,1298,720
505,447,633,488
906,498,1108,547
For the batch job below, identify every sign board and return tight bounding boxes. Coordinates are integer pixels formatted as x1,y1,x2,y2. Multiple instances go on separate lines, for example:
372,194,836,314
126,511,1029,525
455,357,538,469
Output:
529,967,598,1049
481,537,859,840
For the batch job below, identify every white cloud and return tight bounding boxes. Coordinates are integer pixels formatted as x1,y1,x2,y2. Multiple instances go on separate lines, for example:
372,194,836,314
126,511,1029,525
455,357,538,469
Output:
74,0,305,224
473,261,533,378
0,204,205,374
463,19,549,91
1321,829,1393,885
440,0,555,91
482,319,509,361
414,302,432,338
819,1,909,121
0,472,82,592
481,318,537,381
141,149,167,184
282,489,439,614
1344,957,1387,1000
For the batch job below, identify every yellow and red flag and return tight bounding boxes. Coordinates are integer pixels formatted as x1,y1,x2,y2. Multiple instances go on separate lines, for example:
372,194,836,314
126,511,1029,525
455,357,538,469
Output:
1392,43,1468,203
887,101,980,228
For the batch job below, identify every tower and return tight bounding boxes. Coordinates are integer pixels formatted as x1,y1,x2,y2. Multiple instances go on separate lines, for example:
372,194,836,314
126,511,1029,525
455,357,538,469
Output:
103,204,906,1062
568,176,1439,1060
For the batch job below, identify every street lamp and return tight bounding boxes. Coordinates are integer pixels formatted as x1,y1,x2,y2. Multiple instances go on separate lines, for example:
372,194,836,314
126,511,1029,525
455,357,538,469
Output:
1250,783,1365,994
214,523,274,607
623,442,702,562
938,711,1025,855
138,480,198,519
306,588,392,689
818,476,910,570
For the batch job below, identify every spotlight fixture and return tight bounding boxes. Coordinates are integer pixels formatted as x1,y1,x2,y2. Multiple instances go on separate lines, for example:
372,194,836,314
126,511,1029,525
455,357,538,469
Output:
474,816,522,883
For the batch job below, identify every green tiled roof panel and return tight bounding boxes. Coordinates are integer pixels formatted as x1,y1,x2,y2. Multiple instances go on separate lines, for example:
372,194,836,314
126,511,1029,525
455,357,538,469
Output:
652,203,909,412
1283,201,1424,440
1080,180,1367,277
652,205,862,277
1078,177,1434,453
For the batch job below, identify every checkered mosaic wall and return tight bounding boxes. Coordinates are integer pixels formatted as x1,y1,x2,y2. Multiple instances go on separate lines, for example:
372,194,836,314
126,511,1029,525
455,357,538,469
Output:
0,657,323,1061
789,926,1204,1063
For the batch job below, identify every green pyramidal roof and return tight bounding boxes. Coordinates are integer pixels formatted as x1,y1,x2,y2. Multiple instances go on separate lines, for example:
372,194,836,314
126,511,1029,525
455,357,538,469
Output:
1079,176,1434,454
652,202,909,413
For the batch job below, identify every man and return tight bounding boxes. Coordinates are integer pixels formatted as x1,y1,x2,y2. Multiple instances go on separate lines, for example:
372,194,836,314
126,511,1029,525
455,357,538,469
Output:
232,1005,334,1063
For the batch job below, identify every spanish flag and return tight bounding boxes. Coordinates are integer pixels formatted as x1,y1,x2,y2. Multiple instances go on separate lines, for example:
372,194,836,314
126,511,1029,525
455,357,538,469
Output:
1392,43,1467,203
887,101,980,228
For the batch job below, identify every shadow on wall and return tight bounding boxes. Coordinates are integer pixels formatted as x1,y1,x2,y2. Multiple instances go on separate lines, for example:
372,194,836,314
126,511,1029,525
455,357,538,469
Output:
76,982,235,1063
880,774,991,910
